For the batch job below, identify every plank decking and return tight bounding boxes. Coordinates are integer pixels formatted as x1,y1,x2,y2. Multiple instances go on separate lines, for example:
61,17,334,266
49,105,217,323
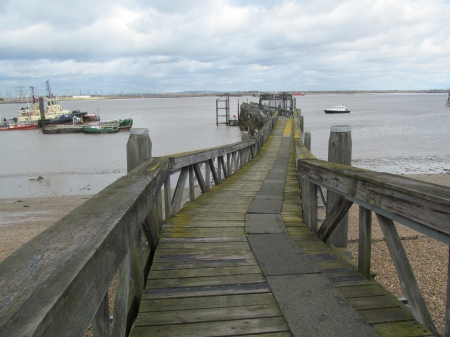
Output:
132,118,433,337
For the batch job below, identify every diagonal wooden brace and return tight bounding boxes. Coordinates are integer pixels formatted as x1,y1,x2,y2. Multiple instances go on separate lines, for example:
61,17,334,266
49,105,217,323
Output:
318,195,353,242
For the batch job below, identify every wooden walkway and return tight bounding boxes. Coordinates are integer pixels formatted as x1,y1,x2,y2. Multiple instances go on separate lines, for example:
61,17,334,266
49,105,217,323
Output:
132,119,433,337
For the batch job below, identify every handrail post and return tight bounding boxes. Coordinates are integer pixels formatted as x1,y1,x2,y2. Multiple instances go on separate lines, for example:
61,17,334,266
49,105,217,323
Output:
326,125,352,249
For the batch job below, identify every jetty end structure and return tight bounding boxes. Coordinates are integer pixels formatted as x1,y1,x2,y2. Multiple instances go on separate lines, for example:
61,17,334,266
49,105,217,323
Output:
1,103,449,336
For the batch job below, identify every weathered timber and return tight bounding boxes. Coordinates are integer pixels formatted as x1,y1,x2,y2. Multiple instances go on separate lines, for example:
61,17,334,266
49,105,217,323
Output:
298,157,450,243
358,206,372,279
317,195,353,242
0,157,169,337
376,213,437,335
326,125,352,248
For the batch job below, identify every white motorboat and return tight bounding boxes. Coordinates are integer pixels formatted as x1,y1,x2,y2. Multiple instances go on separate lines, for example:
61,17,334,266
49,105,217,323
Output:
324,104,351,114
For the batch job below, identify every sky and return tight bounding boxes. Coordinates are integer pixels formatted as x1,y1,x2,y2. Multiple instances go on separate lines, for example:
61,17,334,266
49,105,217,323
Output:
1,0,450,96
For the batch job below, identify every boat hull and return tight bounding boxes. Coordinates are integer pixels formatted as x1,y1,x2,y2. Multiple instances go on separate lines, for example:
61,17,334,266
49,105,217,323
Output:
324,109,350,113
83,127,119,134
0,124,37,131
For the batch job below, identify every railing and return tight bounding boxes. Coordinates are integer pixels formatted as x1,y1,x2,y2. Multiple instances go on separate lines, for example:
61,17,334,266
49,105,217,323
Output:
0,110,279,337
294,113,450,336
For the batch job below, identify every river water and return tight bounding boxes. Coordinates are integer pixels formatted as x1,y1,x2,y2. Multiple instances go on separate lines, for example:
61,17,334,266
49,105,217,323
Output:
0,93,449,198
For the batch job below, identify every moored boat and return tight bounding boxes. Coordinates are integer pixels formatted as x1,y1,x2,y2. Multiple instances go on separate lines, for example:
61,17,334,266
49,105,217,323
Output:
0,121,37,131
83,123,119,134
324,104,351,113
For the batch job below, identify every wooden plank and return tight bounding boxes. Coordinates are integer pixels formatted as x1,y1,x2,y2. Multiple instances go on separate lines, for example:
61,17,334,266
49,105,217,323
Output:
135,304,283,326
139,293,277,312
142,282,271,299
372,321,434,336
150,258,259,271
149,266,262,279
132,317,290,337
347,295,401,310
160,227,245,238
145,274,266,289
336,284,387,298
358,307,415,324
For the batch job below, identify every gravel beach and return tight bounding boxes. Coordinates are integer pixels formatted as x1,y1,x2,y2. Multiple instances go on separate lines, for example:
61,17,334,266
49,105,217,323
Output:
1,173,449,334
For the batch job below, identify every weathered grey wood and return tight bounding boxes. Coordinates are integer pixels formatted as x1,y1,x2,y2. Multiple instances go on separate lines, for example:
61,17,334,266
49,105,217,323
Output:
227,153,232,176
358,207,372,279
127,128,152,173
299,115,304,142
302,179,311,229
0,157,169,337
445,247,450,337
208,158,219,186
218,156,223,182
92,292,110,337
193,163,206,193
376,213,437,336
205,161,211,191
327,125,352,248
298,159,450,244
318,195,353,242
171,167,189,215
219,155,228,179
164,176,172,219
189,165,195,202
310,183,318,232
112,249,132,337
304,131,311,151
318,186,327,213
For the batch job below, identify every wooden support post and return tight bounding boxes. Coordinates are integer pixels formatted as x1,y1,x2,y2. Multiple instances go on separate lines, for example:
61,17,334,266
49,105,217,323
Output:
92,293,110,337
358,207,372,279
376,214,437,336
299,116,304,142
189,165,195,202
209,158,219,186
112,249,132,337
217,156,222,183
172,167,189,215
205,162,211,191
164,176,172,219
193,163,206,193
127,128,151,173
227,153,232,176
326,125,352,248
123,128,153,333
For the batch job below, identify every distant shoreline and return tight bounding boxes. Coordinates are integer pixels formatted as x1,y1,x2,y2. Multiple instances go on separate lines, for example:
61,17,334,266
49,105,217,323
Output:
1,89,448,104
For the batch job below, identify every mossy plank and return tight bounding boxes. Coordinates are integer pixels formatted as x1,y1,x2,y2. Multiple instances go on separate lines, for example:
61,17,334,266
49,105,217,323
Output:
149,265,261,279
150,258,259,271
132,317,290,337
134,304,283,326
371,321,434,336
139,293,277,312
146,274,266,289
347,295,400,310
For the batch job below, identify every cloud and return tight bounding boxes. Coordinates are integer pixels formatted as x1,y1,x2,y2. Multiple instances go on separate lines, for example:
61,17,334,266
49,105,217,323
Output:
0,0,449,94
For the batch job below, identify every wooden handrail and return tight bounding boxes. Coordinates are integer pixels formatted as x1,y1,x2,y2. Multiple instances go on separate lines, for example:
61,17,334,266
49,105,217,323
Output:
294,115,449,336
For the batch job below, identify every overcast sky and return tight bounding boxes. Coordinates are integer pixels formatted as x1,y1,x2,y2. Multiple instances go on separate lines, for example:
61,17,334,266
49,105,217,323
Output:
1,0,449,96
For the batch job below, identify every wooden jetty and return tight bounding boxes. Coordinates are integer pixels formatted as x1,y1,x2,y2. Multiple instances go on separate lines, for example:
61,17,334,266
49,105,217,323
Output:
0,104,449,336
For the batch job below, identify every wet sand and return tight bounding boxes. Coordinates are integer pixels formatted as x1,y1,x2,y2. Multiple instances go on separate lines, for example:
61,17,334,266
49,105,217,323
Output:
1,173,449,333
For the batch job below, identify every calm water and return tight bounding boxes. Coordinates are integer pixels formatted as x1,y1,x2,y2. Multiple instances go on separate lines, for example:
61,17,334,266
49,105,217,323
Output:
0,93,449,198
